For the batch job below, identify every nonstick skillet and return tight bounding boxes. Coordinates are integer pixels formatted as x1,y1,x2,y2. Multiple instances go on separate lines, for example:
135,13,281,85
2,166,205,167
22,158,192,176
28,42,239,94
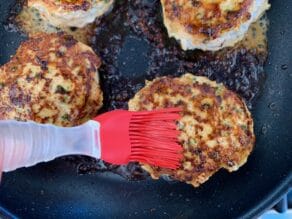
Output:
0,0,291,218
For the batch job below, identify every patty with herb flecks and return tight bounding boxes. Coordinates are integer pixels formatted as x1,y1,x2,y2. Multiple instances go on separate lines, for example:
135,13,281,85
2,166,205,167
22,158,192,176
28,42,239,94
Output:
161,0,270,51
0,32,103,127
129,73,254,187
28,0,114,28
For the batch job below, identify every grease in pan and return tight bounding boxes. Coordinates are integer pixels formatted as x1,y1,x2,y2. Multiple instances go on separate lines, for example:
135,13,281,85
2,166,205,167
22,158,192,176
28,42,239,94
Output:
5,0,268,182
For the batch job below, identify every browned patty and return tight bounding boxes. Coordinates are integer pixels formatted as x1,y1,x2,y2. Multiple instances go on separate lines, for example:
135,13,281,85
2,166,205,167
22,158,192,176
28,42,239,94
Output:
129,74,255,187
0,32,103,127
29,0,93,11
162,0,253,39
161,0,270,50
28,0,114,28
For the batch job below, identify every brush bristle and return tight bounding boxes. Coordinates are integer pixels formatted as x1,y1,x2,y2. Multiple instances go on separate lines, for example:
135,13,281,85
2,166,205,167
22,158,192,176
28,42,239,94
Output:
129,108,183,169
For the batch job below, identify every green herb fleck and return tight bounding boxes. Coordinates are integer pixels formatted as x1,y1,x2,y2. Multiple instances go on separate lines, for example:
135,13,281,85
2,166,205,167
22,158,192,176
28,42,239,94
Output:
62,114,71,121
215,85,224,96
178,122,185,130
235,108,242,113
189,138,197,146
35,73,42,79
201,103,211,110
240,125,247,131
55,85,68,94
10,66,17,72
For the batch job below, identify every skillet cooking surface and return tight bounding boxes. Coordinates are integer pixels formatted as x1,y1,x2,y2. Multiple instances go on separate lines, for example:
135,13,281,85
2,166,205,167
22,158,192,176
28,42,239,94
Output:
0,0,291,218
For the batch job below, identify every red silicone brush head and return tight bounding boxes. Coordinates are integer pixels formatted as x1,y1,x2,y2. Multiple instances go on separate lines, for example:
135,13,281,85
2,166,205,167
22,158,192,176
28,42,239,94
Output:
94,108,182,169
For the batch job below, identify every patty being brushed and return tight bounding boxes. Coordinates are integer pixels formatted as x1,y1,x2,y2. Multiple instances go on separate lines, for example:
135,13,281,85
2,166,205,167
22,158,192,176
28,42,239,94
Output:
129,74,255,187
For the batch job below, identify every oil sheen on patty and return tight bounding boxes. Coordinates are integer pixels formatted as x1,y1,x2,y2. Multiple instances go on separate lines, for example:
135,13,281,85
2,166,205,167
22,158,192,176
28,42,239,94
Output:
161,0,270,51
28,0,114,28
129,73,255,187
0,32,103,127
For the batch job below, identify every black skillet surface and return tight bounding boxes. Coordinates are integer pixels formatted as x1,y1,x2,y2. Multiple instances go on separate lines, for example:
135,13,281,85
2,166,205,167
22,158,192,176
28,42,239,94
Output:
0,0,291,218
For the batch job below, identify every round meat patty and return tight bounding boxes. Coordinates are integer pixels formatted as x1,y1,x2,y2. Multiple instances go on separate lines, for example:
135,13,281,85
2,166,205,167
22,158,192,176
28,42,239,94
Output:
161,0,270,51
0,32,103,127
129,73,255,187
28,0,114,28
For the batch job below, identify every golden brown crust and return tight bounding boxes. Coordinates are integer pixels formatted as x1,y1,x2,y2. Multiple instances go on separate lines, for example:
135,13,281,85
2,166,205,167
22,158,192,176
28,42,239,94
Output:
0,32,103,127
162,0,253,39
129,74,255,187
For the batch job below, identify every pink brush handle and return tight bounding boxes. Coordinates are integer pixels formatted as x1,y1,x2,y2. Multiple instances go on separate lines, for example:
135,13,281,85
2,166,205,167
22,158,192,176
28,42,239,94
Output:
0,120,101,179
